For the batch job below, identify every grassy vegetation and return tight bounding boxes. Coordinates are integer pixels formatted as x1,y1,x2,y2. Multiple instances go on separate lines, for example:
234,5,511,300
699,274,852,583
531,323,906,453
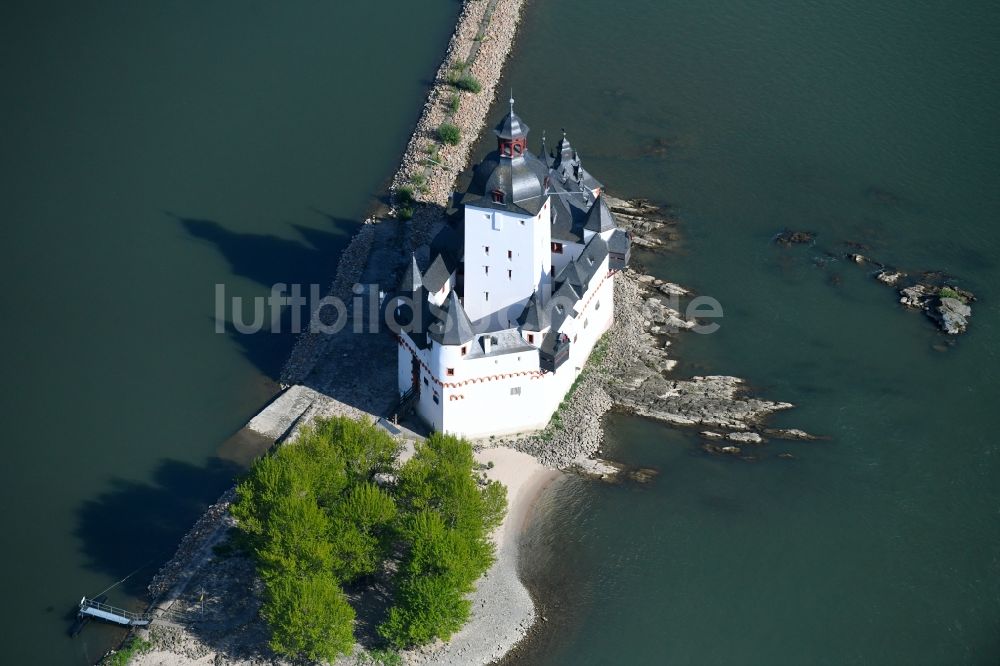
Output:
938,286,968,303
438,122,461,146
446,71,481,93
359,648,403,666
410,172,428,193
537,333,611,441
100,636,151,666
398,206,414,221
446,94,460,114
231,417,506,660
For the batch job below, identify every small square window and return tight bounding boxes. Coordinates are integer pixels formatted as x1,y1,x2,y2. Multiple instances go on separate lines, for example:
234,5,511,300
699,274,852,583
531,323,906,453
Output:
551,242,564,254
510,386,521,396
527,333,534,343
446,368,455,376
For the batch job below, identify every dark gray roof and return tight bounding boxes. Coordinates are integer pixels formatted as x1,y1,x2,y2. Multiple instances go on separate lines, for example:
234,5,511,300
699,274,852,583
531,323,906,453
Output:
517,291,549,331
482,156,545,214
423,253,454,293
494,109,529,140
398,253,422,293
428,291,474,346
584,194,617,233
609,228,630,254
555,258,588,290
578,234,610,280
552,132,574,171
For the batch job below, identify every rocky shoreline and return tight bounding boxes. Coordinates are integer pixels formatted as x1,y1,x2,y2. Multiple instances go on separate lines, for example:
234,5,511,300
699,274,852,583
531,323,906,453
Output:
116,1,815,662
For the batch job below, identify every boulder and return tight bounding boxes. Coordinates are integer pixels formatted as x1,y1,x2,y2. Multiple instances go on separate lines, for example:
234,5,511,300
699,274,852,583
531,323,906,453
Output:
932,297,972,335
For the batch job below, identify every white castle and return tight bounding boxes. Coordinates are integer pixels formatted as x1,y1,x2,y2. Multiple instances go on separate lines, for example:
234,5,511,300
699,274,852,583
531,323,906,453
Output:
393,101,630,438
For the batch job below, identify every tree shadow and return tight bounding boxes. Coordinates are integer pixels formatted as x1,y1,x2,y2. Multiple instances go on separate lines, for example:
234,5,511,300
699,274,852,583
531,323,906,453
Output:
74,457,242,599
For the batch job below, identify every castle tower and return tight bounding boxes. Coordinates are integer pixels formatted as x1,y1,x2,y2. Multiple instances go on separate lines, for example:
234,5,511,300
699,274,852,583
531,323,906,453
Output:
462,99,552,325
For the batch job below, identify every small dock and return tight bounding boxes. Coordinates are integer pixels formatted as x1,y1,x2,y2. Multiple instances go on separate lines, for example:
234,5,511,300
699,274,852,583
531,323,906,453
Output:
78,597,151,627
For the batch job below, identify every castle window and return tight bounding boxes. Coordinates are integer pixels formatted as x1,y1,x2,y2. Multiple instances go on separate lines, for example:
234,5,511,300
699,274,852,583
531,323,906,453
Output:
446,368,455,376
507,270,512,280
433,393,439,404
512,143,523,155
519,219,525,226
527,333,534,344
492,189,505,204
485,291,489,302
507,250,513,259
423,377,428,386
510,386,522,396
484,245,490,255
584,318,589,328
461,345,467,356
485,265,489,275
551,242,564,254
595,300,601,310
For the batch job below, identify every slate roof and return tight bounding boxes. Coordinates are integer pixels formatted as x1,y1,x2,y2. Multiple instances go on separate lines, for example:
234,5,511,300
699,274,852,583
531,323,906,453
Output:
494,109,529,140
398,253,422,293
428,291,474,346
609,228,630,255
423,253,455,294
516,291,550,331
584,194,617,233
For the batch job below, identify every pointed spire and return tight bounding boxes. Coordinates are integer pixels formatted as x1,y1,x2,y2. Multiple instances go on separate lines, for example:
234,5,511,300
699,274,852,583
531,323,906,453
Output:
398,253,422,293
584,193,617,233
517,291,550,332
493,100,529,140
553,129,574,171
429,291,474,345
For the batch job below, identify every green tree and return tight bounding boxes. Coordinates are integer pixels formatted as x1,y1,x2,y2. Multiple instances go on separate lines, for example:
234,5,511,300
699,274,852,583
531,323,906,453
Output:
380,433,507,647
263,572,356,662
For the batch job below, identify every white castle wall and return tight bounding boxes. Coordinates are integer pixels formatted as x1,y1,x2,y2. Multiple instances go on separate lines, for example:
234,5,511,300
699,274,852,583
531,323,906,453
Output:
462,200,551,325
396,262,617,439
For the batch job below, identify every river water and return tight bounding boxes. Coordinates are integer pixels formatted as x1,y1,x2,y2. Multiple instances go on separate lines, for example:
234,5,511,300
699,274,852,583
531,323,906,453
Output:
494,0,1000,664
0,2,459,663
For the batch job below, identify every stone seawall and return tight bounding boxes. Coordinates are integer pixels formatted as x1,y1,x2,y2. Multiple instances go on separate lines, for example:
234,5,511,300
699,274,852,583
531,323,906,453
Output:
281,0,525,387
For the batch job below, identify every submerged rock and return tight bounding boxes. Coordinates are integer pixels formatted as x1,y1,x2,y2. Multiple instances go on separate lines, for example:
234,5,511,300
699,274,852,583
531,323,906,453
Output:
876,268,906,286
774,229,816,246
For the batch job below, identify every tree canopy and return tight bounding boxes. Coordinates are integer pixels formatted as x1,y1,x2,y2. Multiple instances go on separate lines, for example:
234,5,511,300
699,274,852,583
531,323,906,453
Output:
230,417,506,660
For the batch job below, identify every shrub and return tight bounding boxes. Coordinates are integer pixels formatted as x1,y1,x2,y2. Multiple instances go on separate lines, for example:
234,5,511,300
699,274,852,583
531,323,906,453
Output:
438,122,461,146
447,94,460,114
398,206,414,221
396,185,414,205
100,637,151,666
446,71,481,93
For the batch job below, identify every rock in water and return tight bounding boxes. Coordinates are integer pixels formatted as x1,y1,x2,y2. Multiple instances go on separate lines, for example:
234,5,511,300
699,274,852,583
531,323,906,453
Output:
899,284,930,309
932,297,972,335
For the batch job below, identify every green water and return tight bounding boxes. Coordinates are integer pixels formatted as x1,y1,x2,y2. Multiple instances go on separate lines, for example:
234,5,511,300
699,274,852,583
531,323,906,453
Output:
0,2,459,663
495,0,1000,664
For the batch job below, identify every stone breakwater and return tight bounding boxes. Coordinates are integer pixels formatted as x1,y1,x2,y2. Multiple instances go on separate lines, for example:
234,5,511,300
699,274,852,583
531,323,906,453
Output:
281,0,525,386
